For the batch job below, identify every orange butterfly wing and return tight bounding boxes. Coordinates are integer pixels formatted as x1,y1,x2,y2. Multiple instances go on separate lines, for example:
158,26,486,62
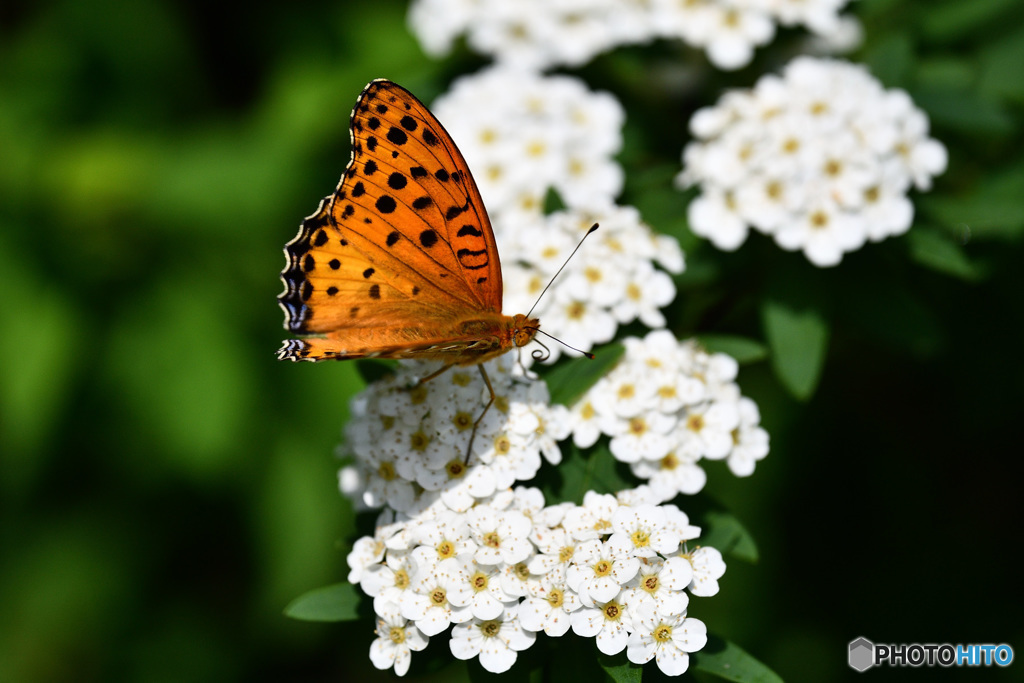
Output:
278,79,538,363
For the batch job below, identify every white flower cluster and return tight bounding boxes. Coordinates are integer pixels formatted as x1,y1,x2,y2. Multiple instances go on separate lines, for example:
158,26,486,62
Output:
432,67,624,226
499,206,684,365
678,56,949,266
340,354,569,514
571,330,769,500
349,488,723,676
409,0,858,71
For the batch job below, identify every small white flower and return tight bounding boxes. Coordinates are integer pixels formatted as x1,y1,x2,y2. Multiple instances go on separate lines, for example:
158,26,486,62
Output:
609,412,677,463
528,525,579,580
362,550,418,614
369,601,429,676
678,400,740,460
686,546,728,597
626,599,707,676
727,397,770,476
570,593,633,655
399,558,474,636
565,537,640,607
449,604,537,673
455,554,520,620
609,504,681,558
624,556,690,616
562,492,620,541
467,505,534,566
518,577,583,636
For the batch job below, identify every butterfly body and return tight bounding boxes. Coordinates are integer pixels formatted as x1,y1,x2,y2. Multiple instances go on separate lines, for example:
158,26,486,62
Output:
278,79,539,366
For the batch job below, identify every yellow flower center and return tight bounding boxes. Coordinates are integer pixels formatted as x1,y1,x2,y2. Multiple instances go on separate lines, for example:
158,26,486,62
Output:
445,459,467,479
453,410,474,431
494,433,512,455
377,462,396,481
631,529,651,548
410,430,430,451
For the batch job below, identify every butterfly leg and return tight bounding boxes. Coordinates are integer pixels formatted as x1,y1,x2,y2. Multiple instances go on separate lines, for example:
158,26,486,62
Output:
414,362,455,386
465,364,497,464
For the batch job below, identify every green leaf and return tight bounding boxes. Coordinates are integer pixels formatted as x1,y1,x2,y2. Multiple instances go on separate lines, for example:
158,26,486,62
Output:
862,34,913,87
548,442,631,504
691,636,783,683
761,298,830,401
914,57,976,92
696,335,768,365
919,164,1024,240
283,583,362,622
978,26,1024,104
543,343,624,406
543,186,568,215
598,651,643,683
699,511,759,563
911,89,1014,137
921,0,1021,43
906,228,985,281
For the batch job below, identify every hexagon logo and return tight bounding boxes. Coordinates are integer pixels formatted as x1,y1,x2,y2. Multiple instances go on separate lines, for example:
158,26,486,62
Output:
849,637,875,672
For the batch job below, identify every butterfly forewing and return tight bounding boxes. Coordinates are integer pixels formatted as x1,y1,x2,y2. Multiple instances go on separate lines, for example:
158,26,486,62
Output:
335,80,503,311
278,79,527,363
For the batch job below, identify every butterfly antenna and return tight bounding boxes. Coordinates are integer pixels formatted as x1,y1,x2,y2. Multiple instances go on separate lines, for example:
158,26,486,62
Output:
536,330,595,360
525,223,599,319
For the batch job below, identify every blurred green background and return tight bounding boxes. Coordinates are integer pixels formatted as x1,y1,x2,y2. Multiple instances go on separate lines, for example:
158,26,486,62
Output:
1,0,1022,681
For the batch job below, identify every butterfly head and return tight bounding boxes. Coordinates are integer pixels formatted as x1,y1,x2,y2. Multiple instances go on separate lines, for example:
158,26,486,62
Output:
510,313,540,349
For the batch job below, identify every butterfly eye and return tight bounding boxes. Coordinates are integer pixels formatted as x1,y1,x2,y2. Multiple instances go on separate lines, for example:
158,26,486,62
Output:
513,326,535,348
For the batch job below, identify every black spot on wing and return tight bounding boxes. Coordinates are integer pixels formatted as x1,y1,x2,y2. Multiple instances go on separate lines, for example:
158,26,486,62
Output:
457,247,488,270
376,195,397,214
387,127,407,145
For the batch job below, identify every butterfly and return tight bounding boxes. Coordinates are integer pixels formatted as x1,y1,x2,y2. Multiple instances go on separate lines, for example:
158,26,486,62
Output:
277,79,540,454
